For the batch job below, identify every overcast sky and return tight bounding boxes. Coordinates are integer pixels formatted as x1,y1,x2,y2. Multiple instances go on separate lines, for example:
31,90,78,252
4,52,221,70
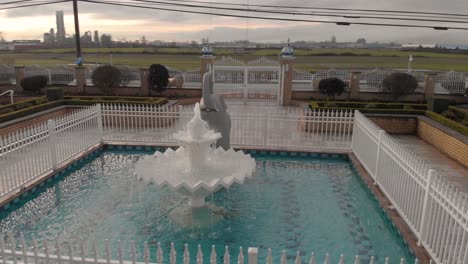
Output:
2,0,468,44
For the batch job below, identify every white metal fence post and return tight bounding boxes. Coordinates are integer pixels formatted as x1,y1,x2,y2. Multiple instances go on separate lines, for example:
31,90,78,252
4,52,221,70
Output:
243,67,248,104
47,119,58,170
262,113,268,146
350,110,359,150
96,104,104,143
373,130,384,184
247,248,258,264
417,169,435,246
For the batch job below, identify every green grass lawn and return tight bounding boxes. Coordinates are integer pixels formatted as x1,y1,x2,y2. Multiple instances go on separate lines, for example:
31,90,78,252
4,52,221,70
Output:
2,47,468,72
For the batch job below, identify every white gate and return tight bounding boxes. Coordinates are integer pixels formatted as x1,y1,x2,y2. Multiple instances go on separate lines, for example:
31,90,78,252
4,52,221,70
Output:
212,56,281,103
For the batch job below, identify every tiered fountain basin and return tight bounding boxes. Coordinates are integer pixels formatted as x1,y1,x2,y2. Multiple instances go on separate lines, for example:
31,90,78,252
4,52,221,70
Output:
136,146,256,207
135,103,255,226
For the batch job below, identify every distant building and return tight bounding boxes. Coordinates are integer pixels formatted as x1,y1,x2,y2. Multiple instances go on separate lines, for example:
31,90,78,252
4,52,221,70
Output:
94,31,99,44
402,43,436,48
44,28,55,47
101,34,112,47
56,11,66,45
10,40,43,50
81,31,93,47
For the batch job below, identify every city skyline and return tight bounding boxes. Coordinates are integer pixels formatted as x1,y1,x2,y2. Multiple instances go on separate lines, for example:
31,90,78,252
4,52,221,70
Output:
1,0,468,45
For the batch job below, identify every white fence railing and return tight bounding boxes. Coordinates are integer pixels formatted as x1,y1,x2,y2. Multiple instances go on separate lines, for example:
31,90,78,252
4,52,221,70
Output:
101,104,354,150
0,235,421,264
435,70,467,95
3,104,468,264
0,90,14,104
0,105,102,199
352,111,468,264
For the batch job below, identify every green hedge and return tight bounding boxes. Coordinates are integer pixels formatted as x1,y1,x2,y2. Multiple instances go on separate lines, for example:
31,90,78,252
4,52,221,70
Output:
0,97,49,112
425,111,468,136
63,99,168,106
448,106,468,120
310,101,427,110
309,100,468,135
0,101,63,123
310,101,427,115
0,97,168,123
64,96,167,104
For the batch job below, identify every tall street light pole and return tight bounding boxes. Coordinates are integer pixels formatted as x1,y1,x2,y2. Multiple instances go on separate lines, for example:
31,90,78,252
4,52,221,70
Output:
73,0,82,66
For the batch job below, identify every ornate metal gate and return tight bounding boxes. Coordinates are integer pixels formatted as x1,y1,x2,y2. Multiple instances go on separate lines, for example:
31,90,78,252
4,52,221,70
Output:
212,56,281,103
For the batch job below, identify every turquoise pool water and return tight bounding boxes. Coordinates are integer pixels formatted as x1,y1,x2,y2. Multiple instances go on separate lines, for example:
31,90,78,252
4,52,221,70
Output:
0,149,413,263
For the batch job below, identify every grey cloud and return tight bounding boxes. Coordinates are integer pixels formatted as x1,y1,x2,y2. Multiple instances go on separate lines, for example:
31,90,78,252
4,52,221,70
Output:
137,23,468,45
3,0,468,44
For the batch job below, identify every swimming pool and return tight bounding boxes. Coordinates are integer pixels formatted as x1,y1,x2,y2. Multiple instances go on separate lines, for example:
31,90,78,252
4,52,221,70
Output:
0,149,414,263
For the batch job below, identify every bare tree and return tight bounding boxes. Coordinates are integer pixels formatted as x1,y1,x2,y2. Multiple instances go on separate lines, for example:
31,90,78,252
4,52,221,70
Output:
0,32,5,42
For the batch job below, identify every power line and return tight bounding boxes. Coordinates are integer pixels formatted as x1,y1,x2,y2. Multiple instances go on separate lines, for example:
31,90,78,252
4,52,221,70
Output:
159,0,468,18
0,0,39,5
80,0,468,30
0,0,69,10
112,0,468,24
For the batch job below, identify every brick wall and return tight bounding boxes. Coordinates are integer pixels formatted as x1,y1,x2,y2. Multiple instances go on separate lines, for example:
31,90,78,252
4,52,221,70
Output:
368,116,417,134
417,118,468,168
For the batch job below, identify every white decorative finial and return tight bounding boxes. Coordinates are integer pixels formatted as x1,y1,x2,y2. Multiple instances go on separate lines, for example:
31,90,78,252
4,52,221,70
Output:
202,38,214,57
281,38,294,57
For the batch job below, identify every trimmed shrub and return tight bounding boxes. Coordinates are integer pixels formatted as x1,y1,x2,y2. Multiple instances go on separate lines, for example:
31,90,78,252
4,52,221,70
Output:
0,101,63,123
14,102,33,110
365,103,378,109
441,109,457,120
21,75,48,93
0,107,14,115
34,98,49,105
324,103,338,108
46,87,64,101
149,64,169,92
91,65,122,95
318,78,345,98
425,111,468,136
403,105,413,110
382,73,418,100
462,117,468,126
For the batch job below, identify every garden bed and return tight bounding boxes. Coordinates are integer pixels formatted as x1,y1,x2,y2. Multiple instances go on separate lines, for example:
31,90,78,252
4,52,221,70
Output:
0,96,168,123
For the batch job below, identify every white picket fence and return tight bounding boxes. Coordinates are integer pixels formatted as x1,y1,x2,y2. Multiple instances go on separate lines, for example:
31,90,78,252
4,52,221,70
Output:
3,104,468,264
101,104,354,150
352,111,468,264
0,234,422,264
0,105,102,199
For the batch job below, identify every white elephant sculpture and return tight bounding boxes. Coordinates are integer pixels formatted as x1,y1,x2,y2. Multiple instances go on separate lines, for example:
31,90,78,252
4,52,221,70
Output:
199,71,231,150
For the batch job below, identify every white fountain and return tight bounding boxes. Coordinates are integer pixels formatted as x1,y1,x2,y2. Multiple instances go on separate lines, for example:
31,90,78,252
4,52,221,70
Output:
135,103,256,226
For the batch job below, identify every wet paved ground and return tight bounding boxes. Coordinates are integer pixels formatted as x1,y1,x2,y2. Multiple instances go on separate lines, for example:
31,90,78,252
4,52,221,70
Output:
394,135,468,192
227,101,468,193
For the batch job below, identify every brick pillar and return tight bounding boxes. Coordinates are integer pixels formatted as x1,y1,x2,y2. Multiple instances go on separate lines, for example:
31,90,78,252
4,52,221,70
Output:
140,68,150,96
280,57,294,105
14,66,24,93
424,73,437,111
200,55,215,88
349,71,361,100
75,66,86,94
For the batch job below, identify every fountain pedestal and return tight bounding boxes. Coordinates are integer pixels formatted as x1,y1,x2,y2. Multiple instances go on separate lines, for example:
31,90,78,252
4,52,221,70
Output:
190,194,207,207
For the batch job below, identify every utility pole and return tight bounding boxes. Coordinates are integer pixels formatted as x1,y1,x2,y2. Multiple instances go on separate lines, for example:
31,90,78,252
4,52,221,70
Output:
73,0,82,66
